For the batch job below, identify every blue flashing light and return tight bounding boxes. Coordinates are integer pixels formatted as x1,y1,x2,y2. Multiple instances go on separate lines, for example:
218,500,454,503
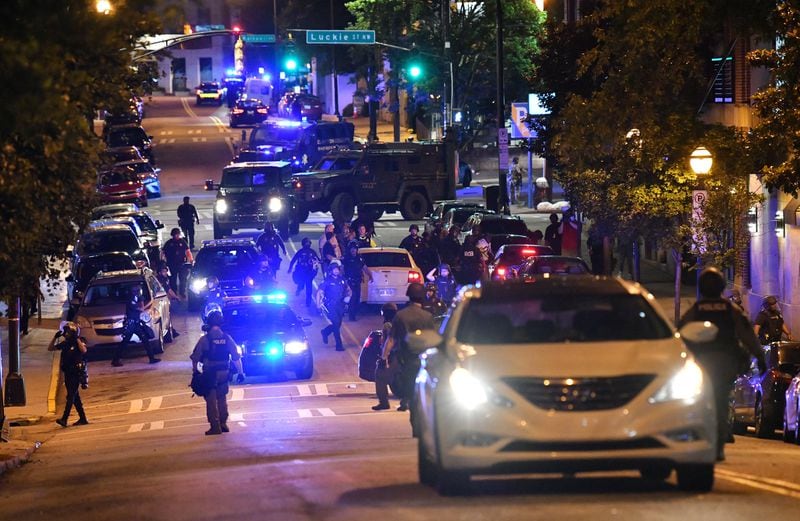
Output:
266,341,283,358
225,68,237,77
272,119,303,128
266,291,287,304
262,73,271,82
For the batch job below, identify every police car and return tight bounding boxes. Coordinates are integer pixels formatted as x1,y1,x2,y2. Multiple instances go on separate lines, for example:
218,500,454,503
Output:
217,290,314,379
187,239,265,311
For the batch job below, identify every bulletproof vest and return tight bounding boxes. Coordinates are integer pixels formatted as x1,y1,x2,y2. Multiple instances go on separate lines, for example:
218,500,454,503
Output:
690,299,738,352
206,330,230,363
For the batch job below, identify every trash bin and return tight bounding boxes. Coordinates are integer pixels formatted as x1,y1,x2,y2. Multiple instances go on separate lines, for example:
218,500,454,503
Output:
485,185,500,213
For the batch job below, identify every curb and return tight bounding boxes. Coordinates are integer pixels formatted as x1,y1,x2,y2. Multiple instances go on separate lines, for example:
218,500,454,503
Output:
0,441,42,477
48,349,60,416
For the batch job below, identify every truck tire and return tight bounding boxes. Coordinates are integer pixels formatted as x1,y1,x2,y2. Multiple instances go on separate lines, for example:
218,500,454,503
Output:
296,207,310,224
400,191,429,220
330,192,355,223
358,206,383,222
213,219,231,240
277,219,290,240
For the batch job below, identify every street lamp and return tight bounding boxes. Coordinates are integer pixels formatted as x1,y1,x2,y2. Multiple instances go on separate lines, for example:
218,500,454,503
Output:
690,145,713,300
96,0,112,15
690,146,713,175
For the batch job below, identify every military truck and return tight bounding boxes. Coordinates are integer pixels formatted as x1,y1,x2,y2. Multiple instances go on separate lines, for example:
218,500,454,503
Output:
290,141,457,223
238,119,354,171
206,161,299,240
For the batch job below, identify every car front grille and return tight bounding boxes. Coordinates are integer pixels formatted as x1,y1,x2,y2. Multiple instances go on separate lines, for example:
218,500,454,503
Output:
500,438,664,452
96,328,125,337
502,374,656,411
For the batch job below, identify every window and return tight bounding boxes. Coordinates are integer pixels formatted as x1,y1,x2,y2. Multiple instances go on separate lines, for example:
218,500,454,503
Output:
199,58,213,83
711,56,734,103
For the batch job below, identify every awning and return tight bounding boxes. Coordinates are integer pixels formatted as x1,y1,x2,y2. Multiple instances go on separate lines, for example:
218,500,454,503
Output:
784,198,800,226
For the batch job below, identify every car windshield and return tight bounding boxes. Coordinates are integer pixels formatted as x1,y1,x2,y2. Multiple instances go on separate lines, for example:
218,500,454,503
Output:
78,232,139,256
225,304,298,331
450,209,485,225
200,84,220,92
221,167,286,188
77,256,135,283
83,280,149,307
100,170,139,185
455,294,672,344
525,258,590,275
119,213,156,232
314,157,359,171
479,219,529,235
194,248,257,278
250,125,303,145
107,128,147,147
361,252,412,268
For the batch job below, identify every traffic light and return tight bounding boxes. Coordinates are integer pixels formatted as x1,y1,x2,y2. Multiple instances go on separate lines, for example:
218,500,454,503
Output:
406,47,423,81
284,57,298,71
408,63,422,79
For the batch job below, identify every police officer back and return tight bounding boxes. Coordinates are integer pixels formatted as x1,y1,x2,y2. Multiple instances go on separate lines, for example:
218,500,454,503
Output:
190,311,244,435
754,295,793,345
678,267,766,461
114,285,160,367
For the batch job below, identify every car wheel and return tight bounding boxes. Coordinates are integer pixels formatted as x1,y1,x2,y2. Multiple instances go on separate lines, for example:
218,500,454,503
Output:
196,97,202,106
731,417,747,435
151,322,165,354
213,219,231,240
400,191,429,221
295,355,314,380
418,437,437,487
676,463,714,492
754,396,775,438
358,206,383,222
164,320,174,344
640,466,672,482
436,468,470,496
330,192,356,223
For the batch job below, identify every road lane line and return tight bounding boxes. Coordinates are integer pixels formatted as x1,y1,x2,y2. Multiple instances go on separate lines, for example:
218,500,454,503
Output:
716,468,800,494
297,384,312,396
716,472,800,500
298,409,313,418
145,396,162,412
314,384,329,396
181,97,198,118
230,388,245,401
317,408,335,417
150,421,164,431
129,399,143,414
128,423,145,433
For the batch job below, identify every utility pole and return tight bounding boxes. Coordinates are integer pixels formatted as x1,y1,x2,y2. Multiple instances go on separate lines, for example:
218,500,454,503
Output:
4,297,26,407
330,0,340,118
495,0,509,214
442,0,451,134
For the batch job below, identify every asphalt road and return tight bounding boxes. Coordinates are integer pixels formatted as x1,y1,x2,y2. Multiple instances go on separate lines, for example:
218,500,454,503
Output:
2,97,800,521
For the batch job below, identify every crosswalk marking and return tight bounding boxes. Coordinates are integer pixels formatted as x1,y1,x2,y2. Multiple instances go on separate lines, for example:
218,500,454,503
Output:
129,400,143,414
146,396,163,412
298,409,313,418
230,388,244,401
314,384,329,396
150,421,164,431
318,408,335,417
297,385,312,396
129,423,145,433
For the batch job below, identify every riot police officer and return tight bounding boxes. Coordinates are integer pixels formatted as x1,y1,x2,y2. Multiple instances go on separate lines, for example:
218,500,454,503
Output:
316,261,351,351
113,285,160,367
678,267,766,461
754,295,793,344
190,310,245,435
342,242,372,321
256,222,287,274
48,322,89,427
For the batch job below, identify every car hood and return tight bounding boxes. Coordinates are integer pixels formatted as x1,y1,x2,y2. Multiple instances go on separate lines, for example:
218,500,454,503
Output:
219,188,278,198
459,337,687,380
76,303,127,321
295,170,346,181
100,182,143,193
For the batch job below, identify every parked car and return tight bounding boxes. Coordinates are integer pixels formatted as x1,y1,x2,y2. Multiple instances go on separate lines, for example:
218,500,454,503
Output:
105,124,155,163
783,371,800,443
488,244,553,280
72,224,149,272
195,82,224,106
292,94,324,121
411,277,717,495
358,247,424,304
88,215,159,264
229,98,269,127
426,201,484,232
114,159,161,198
461,214,529,241
73,268,173,354
66,252,136,310
109,210,165,258
733,341,800,438
97,166,147,207
90,203,140,221
101,146,144,166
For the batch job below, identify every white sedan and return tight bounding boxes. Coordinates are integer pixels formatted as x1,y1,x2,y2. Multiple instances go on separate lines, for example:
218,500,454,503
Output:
410,277,718,495
358,247,423,304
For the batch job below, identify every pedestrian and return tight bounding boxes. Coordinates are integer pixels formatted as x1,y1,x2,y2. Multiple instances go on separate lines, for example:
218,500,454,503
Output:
342,242,373,321
677,267,766,461
161,228,193,297
113,285,161,367
380,283,434,415
458,235,482,285
177,196,200,250
256,222,287,274
544,213,563,255
48,322,89,427
426,263,456,305
288,237,321,307
190,310,245,435
155,263,182,339
754,296,793,344
512,156,523,205
372,303,399,411
320,231,339,272
587,224,605,275
336,222,352,252
438,225,461,268
319,223,340,257
317,261,351,351
476,238,492,281
529,229,544,246
399,224,424,261
415,232,441,276
354,223,375,248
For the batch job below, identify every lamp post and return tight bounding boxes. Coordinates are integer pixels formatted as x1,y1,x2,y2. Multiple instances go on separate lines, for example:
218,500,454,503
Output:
690,146,713,300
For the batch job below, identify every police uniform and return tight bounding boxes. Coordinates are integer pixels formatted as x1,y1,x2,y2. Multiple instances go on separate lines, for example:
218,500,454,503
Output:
190,328,241,433
342,252,367,321
391,303,435,411
678,297,765,457
115,292,159,366
54,335,88,426
319,272,349,351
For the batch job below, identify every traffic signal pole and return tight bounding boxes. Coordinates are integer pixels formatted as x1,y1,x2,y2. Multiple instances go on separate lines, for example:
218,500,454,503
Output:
495,0,510,214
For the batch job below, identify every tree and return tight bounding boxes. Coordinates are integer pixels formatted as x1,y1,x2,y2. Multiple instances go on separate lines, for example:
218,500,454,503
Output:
0,0,160,304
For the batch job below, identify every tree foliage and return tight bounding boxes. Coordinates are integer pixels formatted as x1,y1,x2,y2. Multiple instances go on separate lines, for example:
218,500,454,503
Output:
0,0,160,301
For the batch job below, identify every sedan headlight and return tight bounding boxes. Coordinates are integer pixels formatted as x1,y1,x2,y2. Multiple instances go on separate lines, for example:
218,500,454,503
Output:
285,340,308,354
191,278,207,295
268,197,283,213
215,199,228,214
649,358,704,404
449,367,488,410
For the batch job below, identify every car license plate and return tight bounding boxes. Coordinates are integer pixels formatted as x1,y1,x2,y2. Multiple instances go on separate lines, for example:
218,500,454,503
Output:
379,288,395,297
304,104,312,109
247,110,254,114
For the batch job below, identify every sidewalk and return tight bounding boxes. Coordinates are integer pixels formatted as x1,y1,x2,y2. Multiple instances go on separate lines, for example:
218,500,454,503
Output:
0,278,66,475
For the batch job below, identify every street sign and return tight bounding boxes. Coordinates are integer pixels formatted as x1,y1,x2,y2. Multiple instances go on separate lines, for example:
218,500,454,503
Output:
195,24,226,32
498,128,509,170
241,34,276,44
510,102,532,139
306,30,375,45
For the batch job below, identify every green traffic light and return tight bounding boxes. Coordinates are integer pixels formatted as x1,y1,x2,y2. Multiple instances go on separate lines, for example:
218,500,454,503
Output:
409,64,422,79
285,58,298,71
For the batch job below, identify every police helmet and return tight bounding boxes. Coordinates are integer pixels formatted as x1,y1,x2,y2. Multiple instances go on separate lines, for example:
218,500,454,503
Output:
206,310,224,328
301,237,312,248
438,263,451,274
763,295,778,309
406,282,426,303
697,267,726,298
62,321,80,337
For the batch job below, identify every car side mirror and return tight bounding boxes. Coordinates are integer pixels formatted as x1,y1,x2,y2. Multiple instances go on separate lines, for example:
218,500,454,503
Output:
406,329,442,355
155,220,164,229
205,179,219,191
